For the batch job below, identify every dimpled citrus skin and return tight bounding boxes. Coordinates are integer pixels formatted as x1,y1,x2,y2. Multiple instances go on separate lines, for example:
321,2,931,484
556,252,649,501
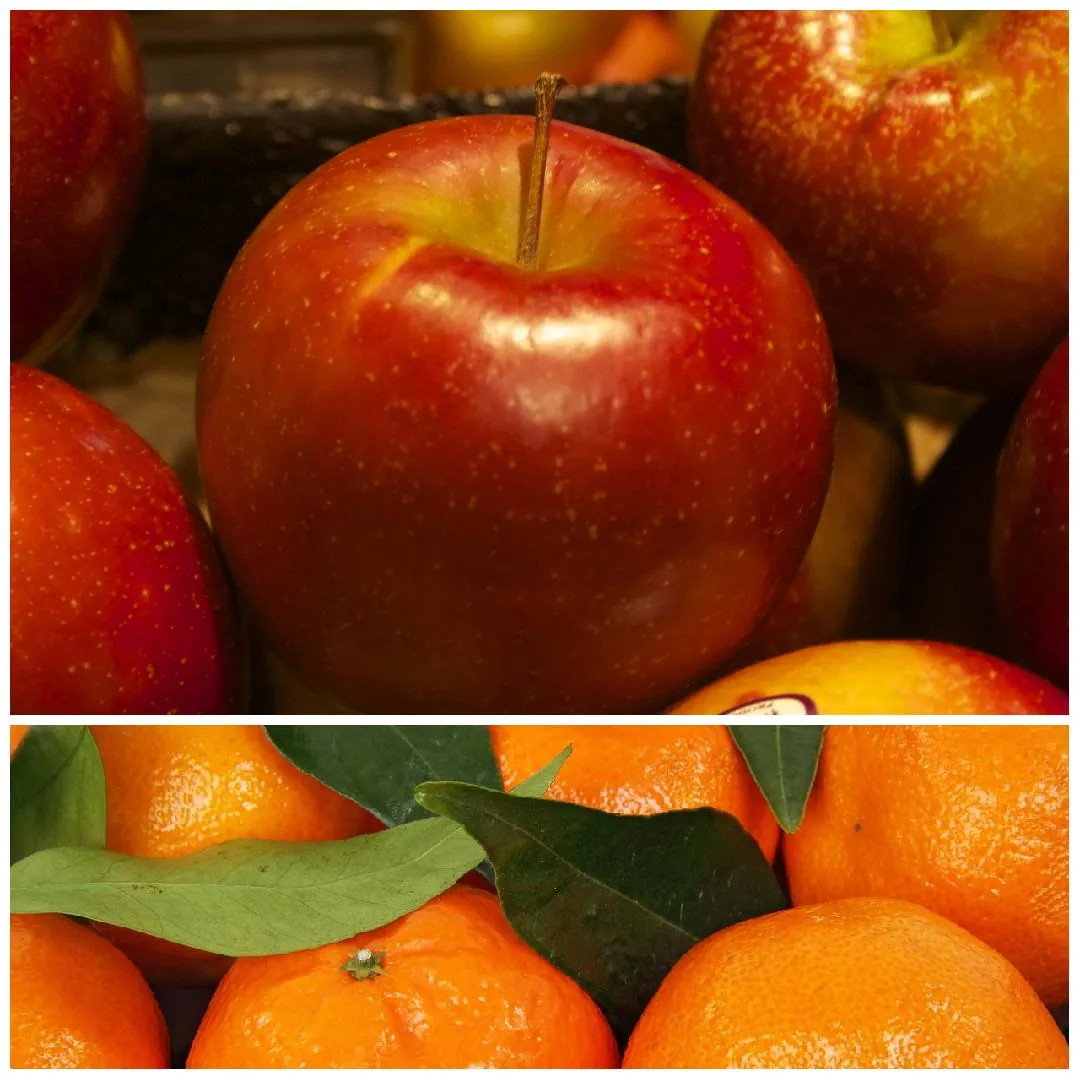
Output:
11,914,169,1069
491,724,779,860
669,640,1068,714
623,898,1068,1068
91,724,379,985
784,724,1068,1007
187,885,618,1068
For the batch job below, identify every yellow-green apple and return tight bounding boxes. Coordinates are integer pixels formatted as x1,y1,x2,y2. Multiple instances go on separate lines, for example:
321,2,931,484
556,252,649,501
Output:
11,366,246,714
197,87,836,714
689,11,1068,394
903,396,1017,654
669,640,1067,716
415,11,630,92
10,10,146,364
991,339,1068,688
733,364,913,666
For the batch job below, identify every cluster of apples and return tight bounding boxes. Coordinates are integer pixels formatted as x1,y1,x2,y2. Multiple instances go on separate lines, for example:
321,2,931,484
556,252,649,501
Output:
10,10,1068,716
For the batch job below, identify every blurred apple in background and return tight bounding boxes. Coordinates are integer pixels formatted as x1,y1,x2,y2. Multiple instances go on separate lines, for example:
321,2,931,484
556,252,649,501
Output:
10,10,147,364
991,340,1068,688
690,10,1068,394
733,365,913,666
902,396,1017,656
671,10,716,73
590,13,683,85
415,11,630,92
198,105,836,714
11,366,245,714
670,640,1068,716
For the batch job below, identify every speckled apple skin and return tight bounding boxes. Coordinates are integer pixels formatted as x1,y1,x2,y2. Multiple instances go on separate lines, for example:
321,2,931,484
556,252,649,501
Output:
11,366,245,715
992,339,1068,689
670,640,1068,715
197,115,836,714
690,11,1068,394
10,11,146,364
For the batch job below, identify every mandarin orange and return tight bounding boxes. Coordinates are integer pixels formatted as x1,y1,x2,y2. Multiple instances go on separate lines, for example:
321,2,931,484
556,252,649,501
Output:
187,884,618,1068
491,724,779,860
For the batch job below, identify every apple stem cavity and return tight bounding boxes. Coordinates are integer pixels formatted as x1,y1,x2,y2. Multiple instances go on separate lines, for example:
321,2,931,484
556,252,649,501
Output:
517,71,566,272
929,11,954,52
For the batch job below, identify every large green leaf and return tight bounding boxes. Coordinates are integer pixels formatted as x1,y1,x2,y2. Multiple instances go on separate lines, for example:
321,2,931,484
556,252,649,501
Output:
11,726,106,864
11,819,483,955
728,725,825,833
414,782,787,1043
265,725,503,825
9,747,570,957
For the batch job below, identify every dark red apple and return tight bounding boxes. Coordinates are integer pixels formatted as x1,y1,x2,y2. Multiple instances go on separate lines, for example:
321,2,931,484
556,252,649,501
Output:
991,339,1068,688
197,102,836,713
690,11,1068,393
11,366,246,714
903,396,1018,655
10,10,147,364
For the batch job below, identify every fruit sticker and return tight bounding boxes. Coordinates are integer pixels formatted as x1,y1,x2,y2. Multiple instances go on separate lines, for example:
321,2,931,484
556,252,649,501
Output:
720,695,818,716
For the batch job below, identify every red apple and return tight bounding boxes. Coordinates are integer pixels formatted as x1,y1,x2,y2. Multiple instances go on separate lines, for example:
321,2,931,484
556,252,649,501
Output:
670,640,1068,716
11,366,246,714
991,339,1068,688
690,11,1068,394
733,364,913,666
197,105,836,714
10,10,147,364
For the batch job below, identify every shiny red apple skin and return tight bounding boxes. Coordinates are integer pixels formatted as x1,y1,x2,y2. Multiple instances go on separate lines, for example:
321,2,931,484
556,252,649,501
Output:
690,10,1068,394
11,367,246,715
197,116,836,714
10,10,147,364
991,340,1068,688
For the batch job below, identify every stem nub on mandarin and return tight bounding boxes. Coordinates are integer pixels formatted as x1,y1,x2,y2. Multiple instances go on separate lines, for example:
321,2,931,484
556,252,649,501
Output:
517,71,566,271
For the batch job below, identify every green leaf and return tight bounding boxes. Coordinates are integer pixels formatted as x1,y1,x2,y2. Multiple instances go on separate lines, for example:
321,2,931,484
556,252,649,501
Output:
9,747,571,957
265,725,503,826
727,724,825,833
10,817,485,955
414,782,787,1044
11,726,106,864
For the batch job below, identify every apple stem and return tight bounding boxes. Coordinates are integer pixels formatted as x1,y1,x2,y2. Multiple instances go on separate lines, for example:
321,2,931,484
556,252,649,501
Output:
517,71,566,272
929,11,954,52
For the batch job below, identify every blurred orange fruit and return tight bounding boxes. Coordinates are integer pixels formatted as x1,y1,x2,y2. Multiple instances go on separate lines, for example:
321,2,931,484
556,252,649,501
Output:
91,724,379,985
783,724,1068,1006
187,884,618,1068
623,898,1067,1067
11,913,170,1068
491,724,779,861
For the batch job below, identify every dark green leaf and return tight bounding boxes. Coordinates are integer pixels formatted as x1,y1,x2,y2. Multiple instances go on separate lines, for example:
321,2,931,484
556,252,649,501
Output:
11,726,106,864
727,724,825,833
414,782,787,1043
265,725,503,826
9,747,570,956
